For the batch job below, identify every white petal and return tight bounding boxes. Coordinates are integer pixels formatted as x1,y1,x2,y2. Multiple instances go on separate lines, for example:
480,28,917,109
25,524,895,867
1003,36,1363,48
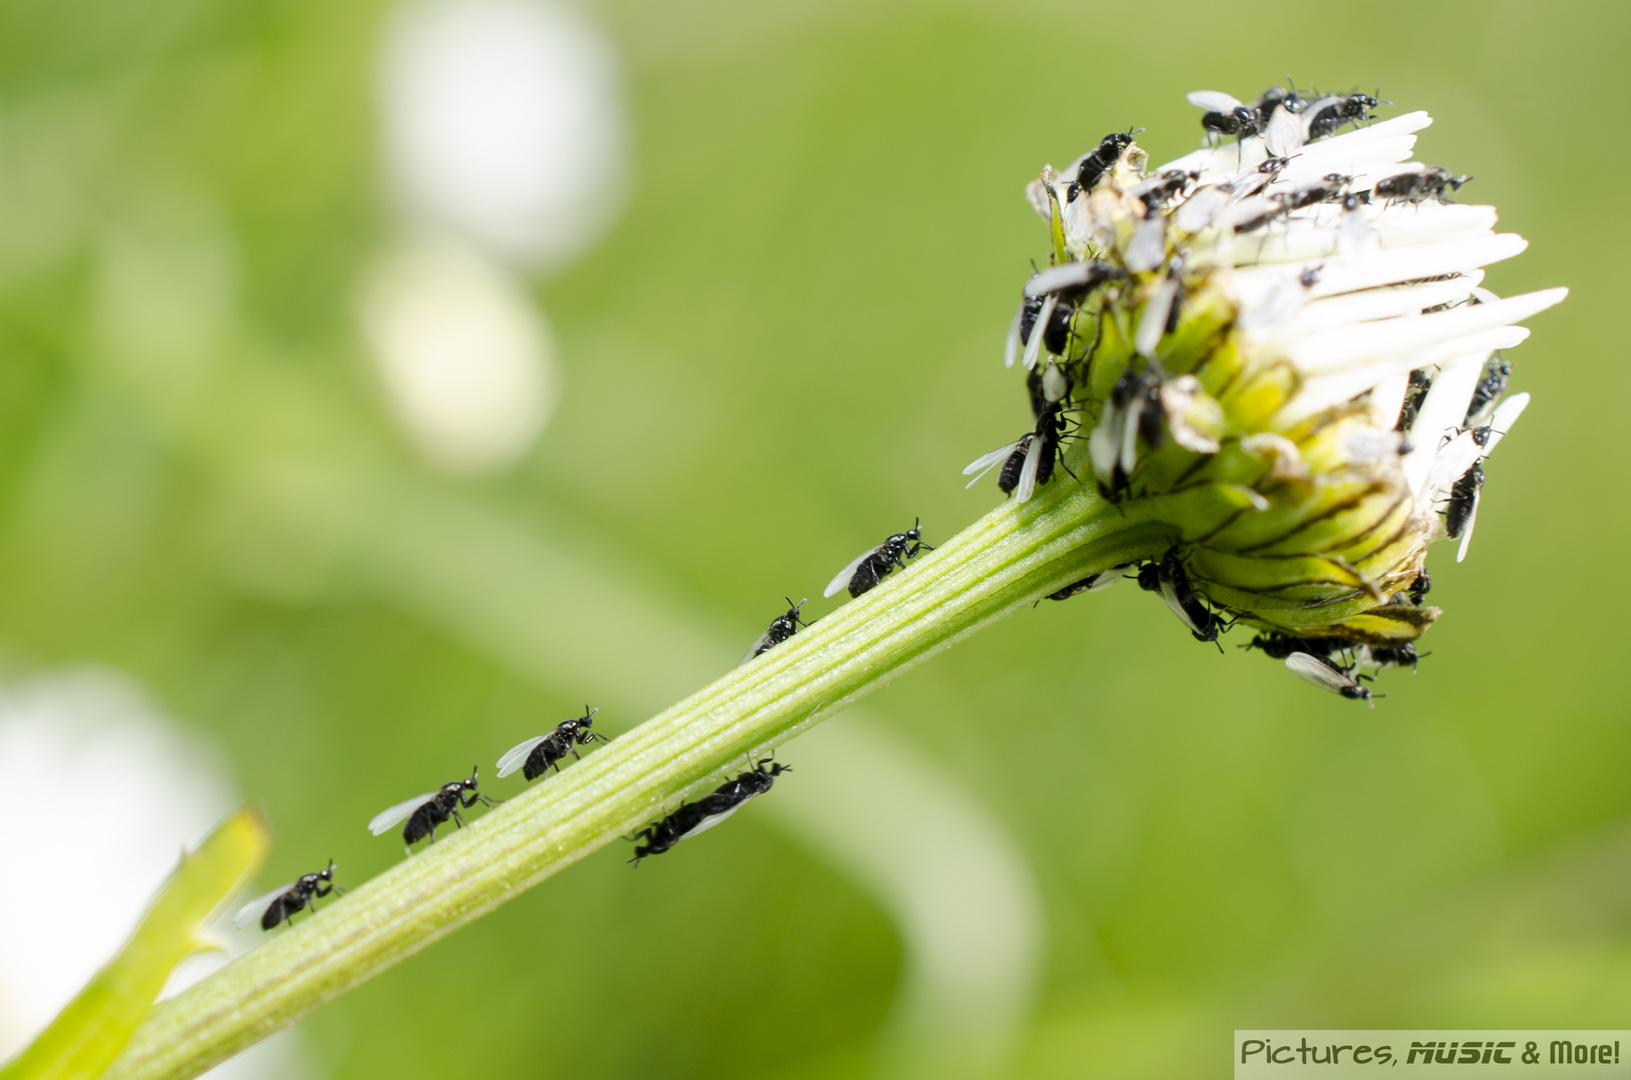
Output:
1026,262,1097,296
1118,398,1142,475
1402,351,1491,495
1483,391,1530,454
1155,146,1217,178
1089,406,1121,480
1264,275,1484,342
1125,218,1167,273
1264,106,1303,158
1174,186,1230,233
1135,278,1177,358
1285,288,1567,376
1279,328,1527,427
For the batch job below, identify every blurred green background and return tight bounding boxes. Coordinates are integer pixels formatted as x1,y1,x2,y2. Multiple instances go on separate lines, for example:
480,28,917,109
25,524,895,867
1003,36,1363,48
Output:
0,0,1626,1076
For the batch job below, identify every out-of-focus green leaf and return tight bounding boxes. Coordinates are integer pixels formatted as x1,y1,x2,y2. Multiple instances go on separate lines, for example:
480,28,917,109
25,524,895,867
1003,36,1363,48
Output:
0,809,268,1080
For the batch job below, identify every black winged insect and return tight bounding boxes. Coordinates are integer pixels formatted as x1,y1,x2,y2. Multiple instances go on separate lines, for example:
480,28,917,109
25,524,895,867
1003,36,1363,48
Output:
824,520,933,600
1137,549,1222,647
368,767,499,852
629,759,792,865
497,706,610,782
1407,568,1432,605
1463,353,1511,427
232,860,344,932
1444,461,1483,544
1395,369,1433,432
1242,633,1346,661
1042,564,1134,603
963,433,1032,496
1072,129,1142,192
1365,642,1421,672
1284,651,1378,707
1303,91,1387,140
1186,89,1263,141
742,599,810,663
1373,166,1468,206
1006,260,1126,370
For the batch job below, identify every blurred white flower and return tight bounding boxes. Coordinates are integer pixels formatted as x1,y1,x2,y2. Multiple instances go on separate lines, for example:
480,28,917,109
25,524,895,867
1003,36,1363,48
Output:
367,0,626,474
358,240,558,473
378,0,627,271
0,668,304,1078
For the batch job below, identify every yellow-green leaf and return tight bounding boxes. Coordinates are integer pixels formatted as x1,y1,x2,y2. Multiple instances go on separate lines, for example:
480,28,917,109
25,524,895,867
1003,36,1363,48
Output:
0,809,269,1080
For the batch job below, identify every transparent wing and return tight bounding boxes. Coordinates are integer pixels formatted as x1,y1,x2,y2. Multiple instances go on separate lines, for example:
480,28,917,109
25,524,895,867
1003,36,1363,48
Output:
1300,96,1344,137
1013,432,1043,504
1186,90,1243,113
1003,298,1024,368
1020,293,1057,371
1264,104,1303,158
1088,564,1134,593
1455,492,1481,564
232,884,294,930
1428,430,1482,489
1285,651,1351,693
1157,578,1204,636
681,800,751,842
368,792,435,836
963,442,1019,488
824,548,875,599
496,736,550,779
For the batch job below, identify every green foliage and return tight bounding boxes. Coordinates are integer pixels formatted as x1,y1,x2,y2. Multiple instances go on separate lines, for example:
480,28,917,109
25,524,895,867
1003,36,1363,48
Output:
0,811,267,1080
0,0,1624,1077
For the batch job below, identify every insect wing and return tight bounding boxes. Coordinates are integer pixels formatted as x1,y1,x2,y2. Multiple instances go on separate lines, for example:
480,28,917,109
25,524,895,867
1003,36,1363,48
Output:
1012,433,1044,504
1428,430,1482,489
496,735,551,779
1455,491,1481,563
824,547,875,599
368,792,437,836
1157,578,1205,637
1020,293,1057,371
1264,104,1303,158
680,799,753,843
1284,651,1353,694
963,442,1019,488
232,884,294,930
1186,89,1243,113
1089,564,1134,592
1300,96,1345,137
1003,299,1024,369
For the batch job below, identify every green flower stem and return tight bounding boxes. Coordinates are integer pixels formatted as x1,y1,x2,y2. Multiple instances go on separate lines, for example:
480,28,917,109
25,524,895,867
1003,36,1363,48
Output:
103,478,1172,1080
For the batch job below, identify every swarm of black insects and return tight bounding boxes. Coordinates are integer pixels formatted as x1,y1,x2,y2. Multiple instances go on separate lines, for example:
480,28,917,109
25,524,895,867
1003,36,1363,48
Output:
967,79,1515,708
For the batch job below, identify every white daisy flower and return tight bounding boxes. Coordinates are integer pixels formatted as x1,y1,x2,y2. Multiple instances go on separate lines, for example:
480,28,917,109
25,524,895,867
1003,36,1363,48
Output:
973,83,1565,663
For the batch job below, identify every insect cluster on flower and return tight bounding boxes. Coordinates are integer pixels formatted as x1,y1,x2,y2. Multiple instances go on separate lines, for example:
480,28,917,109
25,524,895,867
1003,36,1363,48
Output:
967,80,1564,707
